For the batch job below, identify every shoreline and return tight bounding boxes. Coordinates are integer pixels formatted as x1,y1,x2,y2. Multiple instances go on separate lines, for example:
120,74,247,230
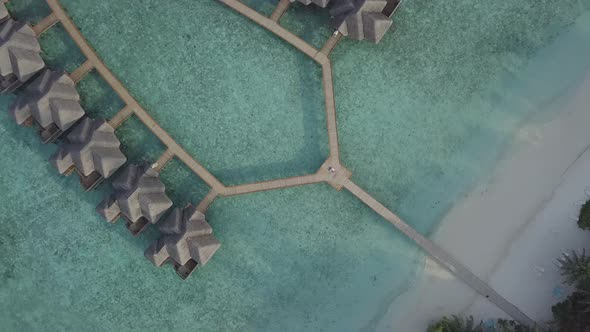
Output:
376,16,590,331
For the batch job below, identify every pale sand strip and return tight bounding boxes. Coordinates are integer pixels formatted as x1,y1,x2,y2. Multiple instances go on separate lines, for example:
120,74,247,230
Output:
468,138,590,322
378,68,590,331
343,179,535,327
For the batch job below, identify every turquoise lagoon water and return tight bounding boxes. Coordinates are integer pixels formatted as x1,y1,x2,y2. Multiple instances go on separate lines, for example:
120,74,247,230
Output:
1,0,590,331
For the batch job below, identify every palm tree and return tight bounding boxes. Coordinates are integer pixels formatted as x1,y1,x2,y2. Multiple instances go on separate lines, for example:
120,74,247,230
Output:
427,316,540,332
557,249,590,288
427,315,483,332
496,319,541,332
551,291,590,331
578,200,590,230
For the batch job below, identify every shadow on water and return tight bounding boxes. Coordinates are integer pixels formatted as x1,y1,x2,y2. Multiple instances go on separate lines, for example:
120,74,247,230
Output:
240,0,276,16
77,71,127,120
0,7,218,253
0,97,156,251
212,19,329,186
1,3,145,243
38,23,86,73
211,48,328,186
6,0,51,25
203,185,424,332
280,1,334,48
11,0,330,188
0,80,159,253
159,158,211,208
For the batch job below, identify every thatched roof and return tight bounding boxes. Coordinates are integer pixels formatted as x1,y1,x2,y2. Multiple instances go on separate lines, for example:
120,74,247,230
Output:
288,0,394,43
330,0,393,43
51,117,126,179
0,18,45,94
290,0,330,8
145,205,220,279
10,70,85,142
97,163,173,235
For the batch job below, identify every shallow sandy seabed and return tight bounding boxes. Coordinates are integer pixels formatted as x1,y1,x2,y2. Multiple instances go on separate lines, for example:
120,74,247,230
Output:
382,12,590,331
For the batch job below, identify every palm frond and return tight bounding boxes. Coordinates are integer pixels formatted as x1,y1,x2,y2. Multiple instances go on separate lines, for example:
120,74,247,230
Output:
557,249,590,287
427,315,483,332
578,200,590,229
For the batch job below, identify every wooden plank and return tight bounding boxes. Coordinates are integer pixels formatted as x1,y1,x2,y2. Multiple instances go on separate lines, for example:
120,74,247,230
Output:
321,63,340,162
69,59,94,83
32,12,58,36
107,105,133,129
196,190,219,213
223,174,324,196
269,0,290,22
152,148,175,173
319,31,342,57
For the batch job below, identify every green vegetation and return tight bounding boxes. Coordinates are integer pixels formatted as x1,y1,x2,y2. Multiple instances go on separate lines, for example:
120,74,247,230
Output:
426,316,536,332
550,199,590,331
550,248,590,331
494,320,542,332
551,290,590,331
428,225,590,331
579,200,590,230
427,315,481,332
556,249,590,288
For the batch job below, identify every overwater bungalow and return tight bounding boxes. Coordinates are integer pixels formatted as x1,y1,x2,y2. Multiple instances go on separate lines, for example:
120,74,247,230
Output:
9,69,86,143
290,0,330,7
330,0,393,43
96,163,173,236
145,204,221,279
0,17,45,94
291,0,396,43
50,117,127,191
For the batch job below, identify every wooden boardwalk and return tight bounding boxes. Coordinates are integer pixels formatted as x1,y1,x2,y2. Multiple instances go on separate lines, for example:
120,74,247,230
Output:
321,62,340,162
44,0,225,193
217,0,320,60
269,0,290,22
342,179,536,326
152,148,175,173
69,59,94,83
31,11,58,35
35,0,537,326
196,190,219,213
107,105,134,129
320,32,343,56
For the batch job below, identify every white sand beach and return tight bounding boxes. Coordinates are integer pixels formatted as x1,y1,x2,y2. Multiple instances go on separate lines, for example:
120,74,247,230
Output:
376,19,590,332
